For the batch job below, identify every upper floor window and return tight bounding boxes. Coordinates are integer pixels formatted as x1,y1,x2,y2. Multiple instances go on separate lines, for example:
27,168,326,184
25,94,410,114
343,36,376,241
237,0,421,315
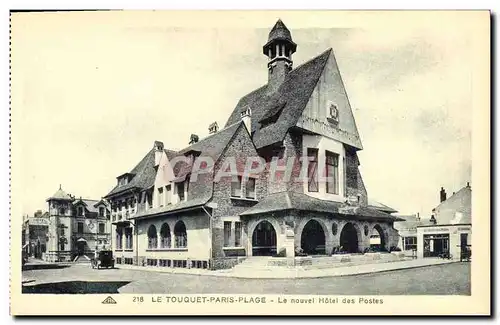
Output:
326,150,339,195
165,185,171,205
99,207,105,217
77,222,84,233
177,182,185,202
307,148,319,192
98,223,105,234
59,208,66,215
158,187,164,207
245,178,256,199
231,176,242,197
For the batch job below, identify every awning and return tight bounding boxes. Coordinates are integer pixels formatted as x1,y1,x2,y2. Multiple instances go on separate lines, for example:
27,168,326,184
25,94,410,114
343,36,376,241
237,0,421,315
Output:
76,238,87,242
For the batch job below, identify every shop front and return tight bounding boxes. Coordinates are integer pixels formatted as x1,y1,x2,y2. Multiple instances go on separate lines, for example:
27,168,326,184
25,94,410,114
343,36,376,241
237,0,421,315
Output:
416,224,471,260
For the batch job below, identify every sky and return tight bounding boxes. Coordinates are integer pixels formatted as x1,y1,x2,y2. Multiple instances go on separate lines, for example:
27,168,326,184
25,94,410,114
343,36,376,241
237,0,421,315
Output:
11,11,477,218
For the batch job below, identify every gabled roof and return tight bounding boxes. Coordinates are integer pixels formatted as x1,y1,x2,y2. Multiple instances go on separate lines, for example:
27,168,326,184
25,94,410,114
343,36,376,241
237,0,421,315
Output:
105,148,157,197
224,49,332,149
240,191,404,222
368,199,398,214
393,214,434,231
73,198,101,213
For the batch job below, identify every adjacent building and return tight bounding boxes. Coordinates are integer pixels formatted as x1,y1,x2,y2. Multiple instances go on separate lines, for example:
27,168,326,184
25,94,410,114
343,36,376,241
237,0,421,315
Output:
22,210,50,259
416,183,472,260
105,20,404,270
393,213,433,257
44,186,112,262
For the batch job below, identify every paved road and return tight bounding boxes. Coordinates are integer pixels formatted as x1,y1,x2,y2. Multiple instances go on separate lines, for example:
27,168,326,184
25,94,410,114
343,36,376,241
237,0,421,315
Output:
22,261,471,295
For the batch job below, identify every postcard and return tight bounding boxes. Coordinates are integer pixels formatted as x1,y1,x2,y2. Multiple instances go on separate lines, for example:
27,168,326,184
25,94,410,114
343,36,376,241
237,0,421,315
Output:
10,10,490,316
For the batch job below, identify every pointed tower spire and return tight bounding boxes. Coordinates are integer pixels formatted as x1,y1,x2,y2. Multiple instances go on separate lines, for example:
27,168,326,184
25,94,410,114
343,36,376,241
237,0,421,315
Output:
263,19,297,92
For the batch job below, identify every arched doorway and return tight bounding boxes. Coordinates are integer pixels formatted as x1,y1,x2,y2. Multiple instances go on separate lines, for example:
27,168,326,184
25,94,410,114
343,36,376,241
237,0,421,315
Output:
340,223,359,253
300,220,326,255
370,225,386,251
252,221,277,256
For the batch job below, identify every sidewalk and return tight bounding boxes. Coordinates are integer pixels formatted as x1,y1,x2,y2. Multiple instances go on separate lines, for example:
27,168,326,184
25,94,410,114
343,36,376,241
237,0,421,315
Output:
116,258,457,279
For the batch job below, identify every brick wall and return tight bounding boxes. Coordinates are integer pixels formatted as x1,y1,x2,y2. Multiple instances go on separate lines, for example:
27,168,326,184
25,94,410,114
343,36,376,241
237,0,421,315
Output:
344,147,368,206
210,125,265,260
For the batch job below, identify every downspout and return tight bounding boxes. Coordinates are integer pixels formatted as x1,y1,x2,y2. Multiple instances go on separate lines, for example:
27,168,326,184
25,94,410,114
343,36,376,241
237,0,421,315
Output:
202,205,213,269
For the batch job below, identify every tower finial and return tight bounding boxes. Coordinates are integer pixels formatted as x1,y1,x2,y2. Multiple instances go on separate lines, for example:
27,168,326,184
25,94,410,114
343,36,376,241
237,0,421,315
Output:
59,184,62,190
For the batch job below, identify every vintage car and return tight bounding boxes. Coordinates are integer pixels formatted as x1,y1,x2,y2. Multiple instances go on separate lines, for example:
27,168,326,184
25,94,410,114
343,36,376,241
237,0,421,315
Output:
91,250,115,269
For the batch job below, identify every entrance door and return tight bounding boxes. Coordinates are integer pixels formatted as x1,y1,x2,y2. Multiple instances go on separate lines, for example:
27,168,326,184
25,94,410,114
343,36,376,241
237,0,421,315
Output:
300,220,326,255
76,241,86,256
252,221,277,256
339,223,359,253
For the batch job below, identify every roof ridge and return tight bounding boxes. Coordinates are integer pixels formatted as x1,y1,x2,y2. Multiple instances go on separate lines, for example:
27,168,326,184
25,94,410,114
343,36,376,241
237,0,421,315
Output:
291,47,332,72
178,121,242,153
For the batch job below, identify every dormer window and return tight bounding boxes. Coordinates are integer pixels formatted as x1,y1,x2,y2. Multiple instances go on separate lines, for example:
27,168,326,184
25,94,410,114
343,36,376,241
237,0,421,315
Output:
77,206,84,217
327,101,339,124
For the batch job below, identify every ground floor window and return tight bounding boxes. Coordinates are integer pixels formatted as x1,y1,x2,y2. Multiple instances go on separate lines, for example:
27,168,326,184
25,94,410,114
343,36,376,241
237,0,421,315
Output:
146,258,157,266
116,257,122,264
160,223,171,248
403,236,417,251
116,229,123,249
148,225,158,249
235,222,242,247
223,221,231,247
125,227,133,249
423,233,449,257
124,258,133,265
159,259,171,267
174,221,187,248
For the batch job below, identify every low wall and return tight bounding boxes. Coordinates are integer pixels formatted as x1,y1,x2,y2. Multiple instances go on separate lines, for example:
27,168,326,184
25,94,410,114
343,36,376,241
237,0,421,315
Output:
266,252,407,269
211,257,247,270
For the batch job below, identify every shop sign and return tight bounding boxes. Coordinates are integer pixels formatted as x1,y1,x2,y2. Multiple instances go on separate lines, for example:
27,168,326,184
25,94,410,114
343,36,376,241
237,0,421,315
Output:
458,227,471,231
28,218,50,226
423,227,449,233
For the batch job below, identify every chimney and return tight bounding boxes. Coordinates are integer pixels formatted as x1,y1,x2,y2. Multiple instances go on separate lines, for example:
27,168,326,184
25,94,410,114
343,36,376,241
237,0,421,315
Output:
429,215,437,225
208,122,219,134
467,182,470,188
440,187,447,203
241,107,252,133
154,141,164,166
189,134,199,145
416,212,420,221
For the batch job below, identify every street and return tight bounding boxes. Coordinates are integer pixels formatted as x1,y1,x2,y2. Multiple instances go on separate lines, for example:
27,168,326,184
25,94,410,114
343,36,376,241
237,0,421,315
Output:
22,261,471,295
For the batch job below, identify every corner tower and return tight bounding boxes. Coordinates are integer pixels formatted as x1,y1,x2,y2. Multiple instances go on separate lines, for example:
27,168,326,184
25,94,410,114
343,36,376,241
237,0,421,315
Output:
263,19,297,92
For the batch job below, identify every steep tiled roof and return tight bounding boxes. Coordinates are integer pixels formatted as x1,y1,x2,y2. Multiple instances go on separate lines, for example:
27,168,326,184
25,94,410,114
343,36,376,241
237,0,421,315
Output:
240,191,404,222
225,49,332,149
105,149,157,197
132,122,244,220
